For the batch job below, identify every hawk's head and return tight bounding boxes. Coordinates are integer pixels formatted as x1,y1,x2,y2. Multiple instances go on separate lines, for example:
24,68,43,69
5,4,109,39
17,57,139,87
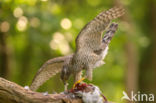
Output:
60,65,71,85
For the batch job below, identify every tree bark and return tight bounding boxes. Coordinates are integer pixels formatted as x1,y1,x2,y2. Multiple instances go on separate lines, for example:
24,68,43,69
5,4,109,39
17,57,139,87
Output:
0,77,113,103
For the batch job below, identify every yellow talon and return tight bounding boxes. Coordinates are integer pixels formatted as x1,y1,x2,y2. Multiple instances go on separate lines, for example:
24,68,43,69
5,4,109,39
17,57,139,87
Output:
73,77,85,88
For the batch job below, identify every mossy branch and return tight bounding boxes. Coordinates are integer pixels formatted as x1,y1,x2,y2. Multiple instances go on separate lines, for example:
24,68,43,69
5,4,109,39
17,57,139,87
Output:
0,77,113,103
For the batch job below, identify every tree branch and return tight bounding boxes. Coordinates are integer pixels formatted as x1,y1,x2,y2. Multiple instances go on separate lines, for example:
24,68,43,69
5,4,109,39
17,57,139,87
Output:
0,77,113,103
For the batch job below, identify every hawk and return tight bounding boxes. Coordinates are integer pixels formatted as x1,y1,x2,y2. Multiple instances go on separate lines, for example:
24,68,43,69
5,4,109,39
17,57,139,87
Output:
30,7,124,91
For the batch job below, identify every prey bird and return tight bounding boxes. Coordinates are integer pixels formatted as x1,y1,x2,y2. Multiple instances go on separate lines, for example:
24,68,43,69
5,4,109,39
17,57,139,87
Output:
30,7,125,91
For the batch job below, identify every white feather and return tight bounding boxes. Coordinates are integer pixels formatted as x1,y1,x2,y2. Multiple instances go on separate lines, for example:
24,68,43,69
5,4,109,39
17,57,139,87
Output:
93,46,109,68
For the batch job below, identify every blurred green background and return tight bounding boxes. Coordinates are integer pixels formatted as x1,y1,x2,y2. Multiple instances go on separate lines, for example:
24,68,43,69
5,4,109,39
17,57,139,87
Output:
0,0,156,102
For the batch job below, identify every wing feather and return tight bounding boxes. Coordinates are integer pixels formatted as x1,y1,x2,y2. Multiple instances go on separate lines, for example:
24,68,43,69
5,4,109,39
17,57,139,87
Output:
76,7,125,51
30,54,73,91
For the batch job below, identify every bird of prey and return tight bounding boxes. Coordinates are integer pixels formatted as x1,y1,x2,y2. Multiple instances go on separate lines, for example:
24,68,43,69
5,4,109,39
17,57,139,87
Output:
30,7,124,91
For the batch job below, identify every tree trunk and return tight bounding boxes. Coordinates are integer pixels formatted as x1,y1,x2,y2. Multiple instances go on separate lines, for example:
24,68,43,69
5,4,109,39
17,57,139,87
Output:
0,32,10,79
114,0,139,97
139,0,156,95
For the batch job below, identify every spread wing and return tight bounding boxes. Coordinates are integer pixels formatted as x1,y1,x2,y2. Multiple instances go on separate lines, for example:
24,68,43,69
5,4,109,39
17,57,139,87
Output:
30,54,73,91
76,7,125,51
102,23,118,45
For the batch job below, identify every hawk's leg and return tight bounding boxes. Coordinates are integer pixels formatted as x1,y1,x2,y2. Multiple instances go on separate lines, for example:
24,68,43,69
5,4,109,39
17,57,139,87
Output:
64,83,68,91
86,66,93,81
73,71,84,88
73,77,85,88
74,70,82,83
